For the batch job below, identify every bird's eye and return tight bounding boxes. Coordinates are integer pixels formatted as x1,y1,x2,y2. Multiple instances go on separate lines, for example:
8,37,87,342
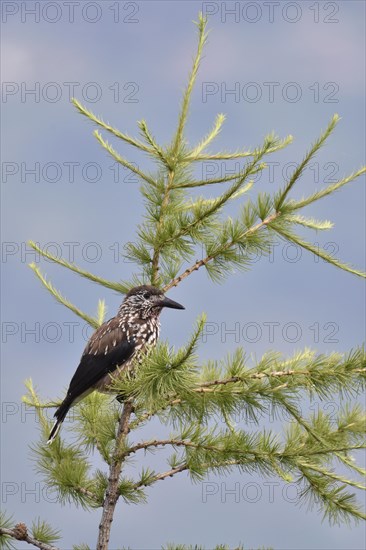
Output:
143,291,151,299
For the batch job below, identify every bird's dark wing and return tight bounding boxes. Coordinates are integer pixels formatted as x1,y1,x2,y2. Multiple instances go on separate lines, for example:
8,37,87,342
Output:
64,318,135,405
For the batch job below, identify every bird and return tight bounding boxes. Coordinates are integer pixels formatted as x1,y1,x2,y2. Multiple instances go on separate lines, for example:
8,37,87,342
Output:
47,285,184,443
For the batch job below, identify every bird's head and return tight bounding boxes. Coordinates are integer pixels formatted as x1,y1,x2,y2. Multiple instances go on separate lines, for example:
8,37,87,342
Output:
119,285,185,319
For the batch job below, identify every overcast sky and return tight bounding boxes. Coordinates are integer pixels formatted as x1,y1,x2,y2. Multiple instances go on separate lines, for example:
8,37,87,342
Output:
1,1,365,549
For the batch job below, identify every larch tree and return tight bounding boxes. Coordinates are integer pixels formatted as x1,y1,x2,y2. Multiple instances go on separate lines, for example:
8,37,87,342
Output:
1,13,365,550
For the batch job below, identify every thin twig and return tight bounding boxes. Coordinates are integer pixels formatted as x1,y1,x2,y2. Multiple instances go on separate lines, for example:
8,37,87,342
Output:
122,438,203,458
94,131,158,188
133,464,189,489
75,486,100,502
183,135,293,162
138,120,169,166
279,399,366,483
0,524,59,550
72,98,154,153
132,459,250,491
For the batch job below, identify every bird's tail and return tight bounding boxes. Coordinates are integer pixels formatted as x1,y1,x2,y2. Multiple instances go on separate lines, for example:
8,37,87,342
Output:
47,397,72,444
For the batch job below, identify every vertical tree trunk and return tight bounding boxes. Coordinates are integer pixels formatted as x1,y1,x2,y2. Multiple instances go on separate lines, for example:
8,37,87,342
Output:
97,401,133,550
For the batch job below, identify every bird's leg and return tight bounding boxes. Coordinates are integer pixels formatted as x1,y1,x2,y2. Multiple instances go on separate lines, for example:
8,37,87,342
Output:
116,394,135,418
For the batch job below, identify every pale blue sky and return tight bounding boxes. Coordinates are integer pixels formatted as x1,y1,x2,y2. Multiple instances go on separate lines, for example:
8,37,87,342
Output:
1,1,365,548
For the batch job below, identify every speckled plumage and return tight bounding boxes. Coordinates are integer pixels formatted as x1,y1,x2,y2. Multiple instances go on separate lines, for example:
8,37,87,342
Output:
47,285,184,443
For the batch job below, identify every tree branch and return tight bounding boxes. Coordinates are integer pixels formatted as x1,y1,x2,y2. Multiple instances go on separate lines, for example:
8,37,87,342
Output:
151,169,175,285
75,486,100,503
271,225,366,278
133,464,189,490
29,263,100,329
122,438,204,458
138,119,169,167
132,459,256,491
183,134,293,162
131,364,366,428
94,131,158,188
163,212,279,291
299,462,366,491
188,113,226,159
0,524,59,550
28,241,128,294
275,114,339,210
72,98,153,154
123,438,366,462
171,14,208,158
197,367,366,388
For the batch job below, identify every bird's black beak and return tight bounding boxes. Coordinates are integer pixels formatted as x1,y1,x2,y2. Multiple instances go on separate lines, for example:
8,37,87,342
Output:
159,296,185,310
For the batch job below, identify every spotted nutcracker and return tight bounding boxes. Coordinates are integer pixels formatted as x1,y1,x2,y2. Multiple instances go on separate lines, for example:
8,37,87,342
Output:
47,285,184,443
